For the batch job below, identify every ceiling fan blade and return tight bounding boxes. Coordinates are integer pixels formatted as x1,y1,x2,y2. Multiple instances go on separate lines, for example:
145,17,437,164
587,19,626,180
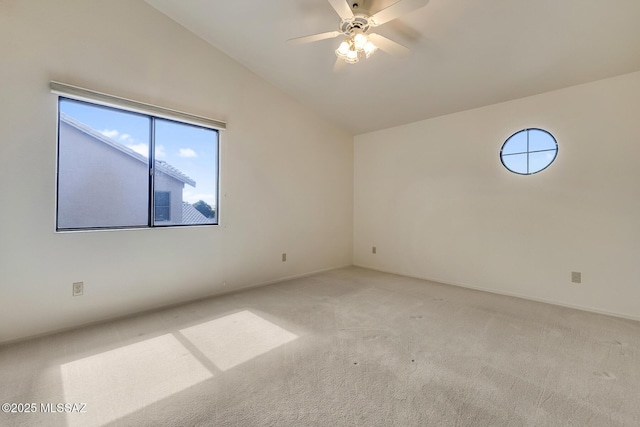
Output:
368,33,410,56
287,31,342,45
370,0,430,26
327,0,354,20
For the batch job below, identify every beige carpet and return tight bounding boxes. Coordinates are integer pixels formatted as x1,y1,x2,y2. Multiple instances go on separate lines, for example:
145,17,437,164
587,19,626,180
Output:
1,267,639,426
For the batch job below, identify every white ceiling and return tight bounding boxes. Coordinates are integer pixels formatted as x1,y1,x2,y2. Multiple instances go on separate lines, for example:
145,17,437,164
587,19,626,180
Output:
145,0,640,135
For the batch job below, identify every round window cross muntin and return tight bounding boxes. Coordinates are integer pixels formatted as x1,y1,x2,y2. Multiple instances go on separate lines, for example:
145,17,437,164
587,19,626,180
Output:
500,128,558,175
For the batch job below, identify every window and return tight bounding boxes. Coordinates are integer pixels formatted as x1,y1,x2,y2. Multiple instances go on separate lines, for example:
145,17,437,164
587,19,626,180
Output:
500,128,558,175
154,192,171,222
55,89,222,231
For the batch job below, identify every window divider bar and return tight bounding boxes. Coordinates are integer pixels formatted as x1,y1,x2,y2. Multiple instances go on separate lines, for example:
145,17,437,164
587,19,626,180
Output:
149,117,155,227
526,129,530,174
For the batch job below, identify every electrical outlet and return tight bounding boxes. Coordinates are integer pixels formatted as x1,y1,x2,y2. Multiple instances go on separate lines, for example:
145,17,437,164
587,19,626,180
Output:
73,282,84,296
571,272,581,284
282,253,287,262
372,246,377,254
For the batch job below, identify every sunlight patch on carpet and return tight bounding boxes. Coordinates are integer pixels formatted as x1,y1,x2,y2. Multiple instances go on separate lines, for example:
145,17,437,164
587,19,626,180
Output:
60,334,212,427
180,310,298,371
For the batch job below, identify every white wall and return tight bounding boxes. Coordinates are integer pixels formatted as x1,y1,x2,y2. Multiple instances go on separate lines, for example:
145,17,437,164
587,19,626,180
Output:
0,0,353,343
354,71,640,319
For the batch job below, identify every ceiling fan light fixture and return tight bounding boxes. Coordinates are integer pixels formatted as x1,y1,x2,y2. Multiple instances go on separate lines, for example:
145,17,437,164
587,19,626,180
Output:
345,48,359,63
337,41,350,55
335,33,377,64
363,40,377,57
353,33,368,50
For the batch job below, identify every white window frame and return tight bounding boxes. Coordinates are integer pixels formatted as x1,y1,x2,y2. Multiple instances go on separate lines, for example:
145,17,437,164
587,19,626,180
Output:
52,82,225,231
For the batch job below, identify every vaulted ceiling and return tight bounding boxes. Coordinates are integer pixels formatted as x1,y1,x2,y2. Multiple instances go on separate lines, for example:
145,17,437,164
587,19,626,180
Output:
145,0,640,134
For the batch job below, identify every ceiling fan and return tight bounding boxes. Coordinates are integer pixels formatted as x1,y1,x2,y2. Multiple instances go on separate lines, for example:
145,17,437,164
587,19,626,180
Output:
288,0,430,68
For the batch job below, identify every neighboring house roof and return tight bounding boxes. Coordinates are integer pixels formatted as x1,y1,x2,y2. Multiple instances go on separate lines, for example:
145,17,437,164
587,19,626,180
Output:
60,113,196,187
182,202,213,224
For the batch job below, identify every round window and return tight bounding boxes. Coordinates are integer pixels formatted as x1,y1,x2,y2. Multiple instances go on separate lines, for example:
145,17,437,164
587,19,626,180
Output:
500,128,558,175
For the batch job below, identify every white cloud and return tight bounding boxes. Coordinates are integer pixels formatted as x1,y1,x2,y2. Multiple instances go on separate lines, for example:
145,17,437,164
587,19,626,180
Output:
119,133,133,143
100,129,119,139
179,148,198,158
102,129,134,144
101,129,166,160
156,145,167,159
124,144,166,159
127,143,149,157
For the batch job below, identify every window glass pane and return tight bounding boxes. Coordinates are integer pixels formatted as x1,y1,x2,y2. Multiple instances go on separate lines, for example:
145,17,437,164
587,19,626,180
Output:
57,99,150,229
153,119,218,226
500,128,558,175
528,150,557,174
501,153,528,174
528,129,557,152
154,191,171,222
501,131,528,155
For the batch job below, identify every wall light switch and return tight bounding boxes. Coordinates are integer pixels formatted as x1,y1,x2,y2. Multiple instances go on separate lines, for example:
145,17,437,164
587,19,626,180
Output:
571,272,581,284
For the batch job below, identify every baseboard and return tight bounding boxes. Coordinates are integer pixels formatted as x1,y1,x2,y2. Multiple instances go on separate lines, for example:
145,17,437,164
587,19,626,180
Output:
0,263,353,347
354,264,640,323
235,264,353,290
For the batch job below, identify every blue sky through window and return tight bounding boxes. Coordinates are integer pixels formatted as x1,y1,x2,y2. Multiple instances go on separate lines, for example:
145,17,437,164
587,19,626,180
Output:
500,128,557,174
528,129,557,152
60,99,218,207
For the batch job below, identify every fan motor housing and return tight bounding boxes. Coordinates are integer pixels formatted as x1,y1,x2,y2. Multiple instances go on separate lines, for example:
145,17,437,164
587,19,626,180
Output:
339,15,372,35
